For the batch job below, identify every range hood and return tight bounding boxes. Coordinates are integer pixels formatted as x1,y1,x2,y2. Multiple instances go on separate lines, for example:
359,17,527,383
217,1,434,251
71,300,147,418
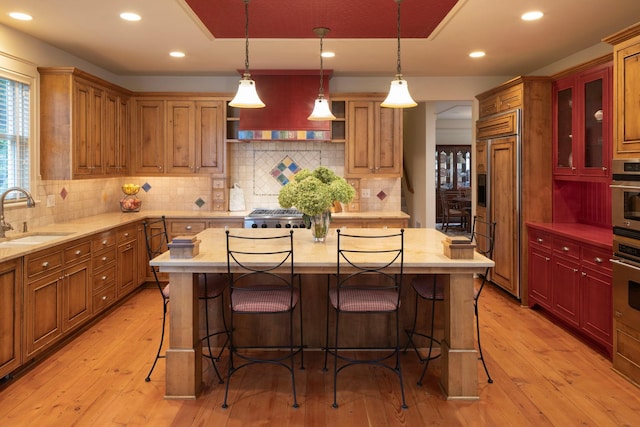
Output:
237,71,332,141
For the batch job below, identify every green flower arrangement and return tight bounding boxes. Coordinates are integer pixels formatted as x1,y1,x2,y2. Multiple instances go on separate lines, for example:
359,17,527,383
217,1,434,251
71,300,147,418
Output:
278,166,356,227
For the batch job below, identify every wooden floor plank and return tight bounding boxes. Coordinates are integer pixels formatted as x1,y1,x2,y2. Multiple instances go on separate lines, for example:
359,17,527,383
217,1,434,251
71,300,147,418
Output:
2,283,640,426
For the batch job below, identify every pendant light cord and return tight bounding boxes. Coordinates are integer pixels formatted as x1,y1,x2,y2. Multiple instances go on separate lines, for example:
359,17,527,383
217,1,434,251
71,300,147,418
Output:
319,33,325,97
395,0,402,76
243,0,250,76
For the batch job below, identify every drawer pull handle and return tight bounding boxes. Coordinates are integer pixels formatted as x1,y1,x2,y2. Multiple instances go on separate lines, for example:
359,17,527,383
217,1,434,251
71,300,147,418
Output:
102,256,108,262
537,238,543,243
562,246,569,252
594,257,603,263
75,250,82,255
582,272,587,277
124,232,129,237
101,275,107,280
42,261,49,268
185,225,192,231
102,239,108,245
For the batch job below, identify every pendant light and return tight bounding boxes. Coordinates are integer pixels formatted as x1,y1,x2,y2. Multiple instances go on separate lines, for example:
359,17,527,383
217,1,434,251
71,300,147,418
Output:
308,27,336,121
381,0,417,108
229,0,265,108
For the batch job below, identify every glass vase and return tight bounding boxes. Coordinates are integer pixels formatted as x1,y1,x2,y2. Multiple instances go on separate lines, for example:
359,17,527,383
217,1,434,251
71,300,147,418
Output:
310,211,331,243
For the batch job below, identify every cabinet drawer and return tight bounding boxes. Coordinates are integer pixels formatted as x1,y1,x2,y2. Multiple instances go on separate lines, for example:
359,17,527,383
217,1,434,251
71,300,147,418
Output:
92,230,116,251
93,264,116,290
64,240,92,263
528,229,553,249
476,111,517,139
170,220,207,235
478,97,498,117
93,283,116,313
92,247,117,269
212,189,225,202
582,246,612,272
26,248,63,278
553,237,580,260
117,225,136,242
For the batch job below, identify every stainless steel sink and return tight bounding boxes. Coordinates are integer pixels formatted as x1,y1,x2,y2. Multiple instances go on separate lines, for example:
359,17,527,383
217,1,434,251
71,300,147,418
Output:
0,232,74,247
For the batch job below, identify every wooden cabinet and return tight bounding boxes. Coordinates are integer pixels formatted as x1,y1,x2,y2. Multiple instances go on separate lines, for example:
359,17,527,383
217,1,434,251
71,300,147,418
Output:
0,259,21,378
476,77,553,302
133,96,226,176
38,67,131,180
528,225,612,356
604,23,640,158
330,216,409,228
105,92,130,175
330,100,346,143
553,61,612,179
24,238,92,358
345,100,402,178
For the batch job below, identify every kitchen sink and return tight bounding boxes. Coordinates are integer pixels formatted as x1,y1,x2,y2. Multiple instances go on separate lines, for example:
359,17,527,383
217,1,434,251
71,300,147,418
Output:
0,232,74,247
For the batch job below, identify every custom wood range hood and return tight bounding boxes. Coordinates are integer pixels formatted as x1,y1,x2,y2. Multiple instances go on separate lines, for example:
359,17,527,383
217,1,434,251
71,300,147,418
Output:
236,71,332,141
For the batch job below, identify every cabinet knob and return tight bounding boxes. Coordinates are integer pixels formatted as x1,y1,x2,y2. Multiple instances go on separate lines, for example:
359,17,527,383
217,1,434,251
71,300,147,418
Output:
602,167,607,171
594,257,603,263
562,246,570,252
102,295,108,301
102,239,108,245
185,225,192,231
545,257,550,261
537,238,543,243
582,272,587,277
42,261,49,268
76,250,82,255
573,268,578,273
102,275,107,280
124,232,129,238
102,256,108,262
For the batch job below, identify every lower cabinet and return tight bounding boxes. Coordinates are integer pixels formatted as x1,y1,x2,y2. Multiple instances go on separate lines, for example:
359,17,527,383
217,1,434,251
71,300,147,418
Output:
330,218,409,228
24,239,92,359
116,224,138,298
0,259,22,378
528,226,613,356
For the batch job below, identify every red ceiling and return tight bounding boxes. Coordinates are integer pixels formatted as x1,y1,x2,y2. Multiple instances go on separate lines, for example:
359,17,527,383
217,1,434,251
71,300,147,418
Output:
185,0,458,39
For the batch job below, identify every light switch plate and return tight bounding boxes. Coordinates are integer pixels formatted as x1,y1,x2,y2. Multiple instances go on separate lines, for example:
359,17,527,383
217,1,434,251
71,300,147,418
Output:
361,188,370,198
46,194,56,207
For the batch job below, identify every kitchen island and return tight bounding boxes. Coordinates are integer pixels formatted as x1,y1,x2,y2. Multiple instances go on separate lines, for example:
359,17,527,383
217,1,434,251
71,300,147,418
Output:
151,227,494,401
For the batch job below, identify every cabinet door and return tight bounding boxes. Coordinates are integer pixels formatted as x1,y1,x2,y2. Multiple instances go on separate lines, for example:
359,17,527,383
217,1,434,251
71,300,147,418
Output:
166,100,195,174
0,259,21,378
375,104,402,176
552,256,580,327
25,272,62,358
62,259,91,332
553,77,575,176
196,101,225,175
614,42,640,157
133,99,165,174
73,80,93,177
576,66,611,177
105,92,129,175
528,245,552,309
489,137,518,296
580,266,612,349
346,101,375,176
117,239,138,298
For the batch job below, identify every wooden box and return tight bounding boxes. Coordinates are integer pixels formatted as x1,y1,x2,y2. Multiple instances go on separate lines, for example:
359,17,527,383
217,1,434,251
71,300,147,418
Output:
168,236,200,259
442,237,476,259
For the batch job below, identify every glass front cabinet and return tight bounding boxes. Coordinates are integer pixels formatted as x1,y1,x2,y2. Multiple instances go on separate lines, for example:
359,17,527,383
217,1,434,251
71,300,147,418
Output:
553,62,612,180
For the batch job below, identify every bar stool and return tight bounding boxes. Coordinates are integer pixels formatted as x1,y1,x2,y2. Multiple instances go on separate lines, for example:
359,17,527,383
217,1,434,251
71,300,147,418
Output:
142,216,229,384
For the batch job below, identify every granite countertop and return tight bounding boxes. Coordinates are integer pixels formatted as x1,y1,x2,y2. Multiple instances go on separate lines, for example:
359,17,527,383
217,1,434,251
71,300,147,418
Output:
0,210,409,261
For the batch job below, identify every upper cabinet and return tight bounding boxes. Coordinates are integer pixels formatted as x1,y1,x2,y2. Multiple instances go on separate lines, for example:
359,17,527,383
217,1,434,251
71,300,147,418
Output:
553,61,612,180
345,98,402,178
39,67,131,180
132,96,226,176
604,23,640,159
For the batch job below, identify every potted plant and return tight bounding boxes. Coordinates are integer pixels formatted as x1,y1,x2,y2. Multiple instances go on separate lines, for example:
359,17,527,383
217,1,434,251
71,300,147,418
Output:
278,166,356,242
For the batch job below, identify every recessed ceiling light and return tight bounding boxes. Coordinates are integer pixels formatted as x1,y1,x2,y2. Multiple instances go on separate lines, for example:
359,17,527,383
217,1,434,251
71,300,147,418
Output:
521,11,544,21
321,51,335,58
469,51,486,58
9,12,33,21
120,12,141,22
170,51,185,58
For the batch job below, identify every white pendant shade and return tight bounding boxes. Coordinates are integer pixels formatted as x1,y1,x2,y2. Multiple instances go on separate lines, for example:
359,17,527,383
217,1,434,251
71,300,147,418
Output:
381,77,417,108
229,78,265,108
308,97,336,120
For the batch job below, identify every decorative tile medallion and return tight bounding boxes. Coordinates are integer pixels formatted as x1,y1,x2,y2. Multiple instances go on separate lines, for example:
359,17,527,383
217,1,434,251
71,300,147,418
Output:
377,190,387,201
195,198,205,208
142,182,152,192
270,155,301,186
60,187,68,200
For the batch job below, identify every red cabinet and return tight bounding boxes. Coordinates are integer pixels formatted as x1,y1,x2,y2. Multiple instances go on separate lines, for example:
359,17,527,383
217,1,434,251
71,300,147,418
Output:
553,62,612,180
528,224,612,356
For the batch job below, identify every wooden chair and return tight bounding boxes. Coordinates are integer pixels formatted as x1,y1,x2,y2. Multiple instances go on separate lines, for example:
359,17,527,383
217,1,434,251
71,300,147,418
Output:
142,216,229,384
440,189,471,232
222,230,304,408
323,228,407,409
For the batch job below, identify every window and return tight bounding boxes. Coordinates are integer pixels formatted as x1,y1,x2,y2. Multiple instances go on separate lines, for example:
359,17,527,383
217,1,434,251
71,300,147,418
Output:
0,75,30,201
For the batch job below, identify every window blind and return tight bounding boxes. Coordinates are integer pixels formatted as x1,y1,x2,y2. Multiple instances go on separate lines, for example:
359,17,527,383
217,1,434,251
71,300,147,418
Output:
0,77,30,201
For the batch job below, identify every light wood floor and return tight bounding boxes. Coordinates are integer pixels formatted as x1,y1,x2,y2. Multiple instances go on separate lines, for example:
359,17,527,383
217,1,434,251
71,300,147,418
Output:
1,281,640,426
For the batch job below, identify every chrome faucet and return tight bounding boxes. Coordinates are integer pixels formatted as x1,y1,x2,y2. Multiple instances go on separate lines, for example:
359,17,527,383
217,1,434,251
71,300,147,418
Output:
0,187,36,238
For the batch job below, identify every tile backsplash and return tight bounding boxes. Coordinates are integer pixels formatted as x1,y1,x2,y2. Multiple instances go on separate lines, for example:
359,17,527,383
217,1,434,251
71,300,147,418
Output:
7,141,400,234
